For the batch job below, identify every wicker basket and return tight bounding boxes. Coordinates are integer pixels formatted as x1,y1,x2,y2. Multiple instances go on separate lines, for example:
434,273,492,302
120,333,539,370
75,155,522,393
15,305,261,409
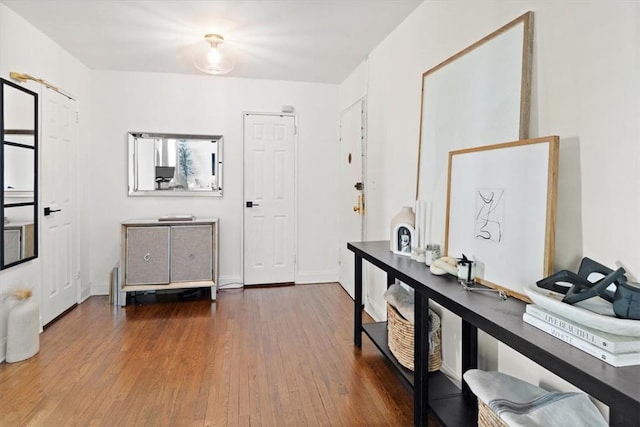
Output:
387,303,441,372
478,399,507,427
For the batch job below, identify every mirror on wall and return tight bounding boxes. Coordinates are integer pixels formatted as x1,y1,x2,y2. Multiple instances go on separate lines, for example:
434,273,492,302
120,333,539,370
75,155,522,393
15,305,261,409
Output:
128,132,223,197
1,78,39,269
416,11,533,246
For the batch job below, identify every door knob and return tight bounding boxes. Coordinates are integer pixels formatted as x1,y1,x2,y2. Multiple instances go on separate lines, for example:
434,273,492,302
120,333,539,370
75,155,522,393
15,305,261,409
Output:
44,207,61,216
353,204,360,213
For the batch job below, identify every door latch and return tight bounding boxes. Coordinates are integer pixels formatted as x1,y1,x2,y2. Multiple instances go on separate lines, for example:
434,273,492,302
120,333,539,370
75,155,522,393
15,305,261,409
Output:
246,201,260,208
353,194,365,215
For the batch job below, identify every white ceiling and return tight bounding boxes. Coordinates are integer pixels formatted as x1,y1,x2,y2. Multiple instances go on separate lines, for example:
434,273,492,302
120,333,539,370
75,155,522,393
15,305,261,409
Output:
1,0,423,84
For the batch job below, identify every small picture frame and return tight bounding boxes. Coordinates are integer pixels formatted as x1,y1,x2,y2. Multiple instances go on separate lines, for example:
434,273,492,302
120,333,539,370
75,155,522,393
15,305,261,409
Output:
393,224,415,256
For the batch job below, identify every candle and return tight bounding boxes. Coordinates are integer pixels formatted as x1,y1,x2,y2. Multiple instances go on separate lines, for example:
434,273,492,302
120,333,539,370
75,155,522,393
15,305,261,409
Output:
424,201,432,246
414,199,421,248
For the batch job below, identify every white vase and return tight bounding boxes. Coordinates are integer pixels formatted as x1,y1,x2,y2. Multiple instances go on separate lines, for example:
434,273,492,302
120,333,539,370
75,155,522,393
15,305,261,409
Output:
6,298,40,363
390,206,415,251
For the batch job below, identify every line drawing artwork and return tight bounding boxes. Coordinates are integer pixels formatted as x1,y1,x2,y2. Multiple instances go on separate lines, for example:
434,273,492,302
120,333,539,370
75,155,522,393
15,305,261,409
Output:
474,188,504,243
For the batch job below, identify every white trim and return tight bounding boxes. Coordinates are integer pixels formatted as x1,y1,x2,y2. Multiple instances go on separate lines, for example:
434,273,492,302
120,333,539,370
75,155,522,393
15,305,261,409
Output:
295,270,338,284
90,281,109,296
218,283,243,290
365,298,385,323
218,275,243,287
440,362,462,388
0,337,6,363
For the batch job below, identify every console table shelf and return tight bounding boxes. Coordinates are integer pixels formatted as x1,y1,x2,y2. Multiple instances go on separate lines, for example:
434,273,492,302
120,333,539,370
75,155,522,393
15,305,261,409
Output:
362,321,476,427
348,241,639,427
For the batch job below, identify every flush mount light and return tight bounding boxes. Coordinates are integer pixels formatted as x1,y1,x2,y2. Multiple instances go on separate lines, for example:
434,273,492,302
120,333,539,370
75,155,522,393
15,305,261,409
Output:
193,33,235,75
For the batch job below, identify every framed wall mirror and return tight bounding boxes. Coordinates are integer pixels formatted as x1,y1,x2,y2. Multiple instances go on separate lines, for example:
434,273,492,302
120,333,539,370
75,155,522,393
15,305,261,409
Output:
1,78,39,269
128,132,223,197
416,12,533,247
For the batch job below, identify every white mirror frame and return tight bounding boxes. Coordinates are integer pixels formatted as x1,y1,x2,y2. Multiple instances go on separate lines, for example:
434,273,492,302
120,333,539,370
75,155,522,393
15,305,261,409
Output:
416,12,534,247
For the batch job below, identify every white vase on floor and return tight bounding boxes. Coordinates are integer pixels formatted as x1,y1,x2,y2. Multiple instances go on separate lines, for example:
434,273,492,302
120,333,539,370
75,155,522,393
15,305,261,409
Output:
6,298,40,363
390,206,415,251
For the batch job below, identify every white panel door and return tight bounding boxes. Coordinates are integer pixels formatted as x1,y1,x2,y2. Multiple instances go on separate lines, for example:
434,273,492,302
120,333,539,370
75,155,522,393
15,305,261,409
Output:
41,88,77,325
338,100,365,298
243,113,296,285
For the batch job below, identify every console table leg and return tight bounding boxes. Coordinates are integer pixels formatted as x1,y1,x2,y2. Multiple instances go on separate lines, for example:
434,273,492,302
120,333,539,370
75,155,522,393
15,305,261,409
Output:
414,291,430,426
610,408,637,427
461,319,478,398
354,254,363,348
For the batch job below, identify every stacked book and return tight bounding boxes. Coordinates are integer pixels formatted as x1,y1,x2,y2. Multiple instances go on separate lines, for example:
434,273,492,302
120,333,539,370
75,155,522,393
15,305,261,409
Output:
523,304,640,367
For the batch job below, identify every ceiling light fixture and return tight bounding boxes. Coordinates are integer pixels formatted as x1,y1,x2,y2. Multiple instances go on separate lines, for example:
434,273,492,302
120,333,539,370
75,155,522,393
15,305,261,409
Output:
193,33,235,75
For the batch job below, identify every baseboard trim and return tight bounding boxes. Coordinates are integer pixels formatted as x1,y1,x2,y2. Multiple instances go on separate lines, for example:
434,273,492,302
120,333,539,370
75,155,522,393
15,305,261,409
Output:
365,299,385,323
90,274,339,293
0,337,6,363
91,281,109,296
218,275,243,288
295,270,338,284
440,362,462,388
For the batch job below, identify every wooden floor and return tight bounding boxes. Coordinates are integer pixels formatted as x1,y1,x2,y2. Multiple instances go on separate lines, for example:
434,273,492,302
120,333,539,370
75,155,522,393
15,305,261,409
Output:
0,283,439,426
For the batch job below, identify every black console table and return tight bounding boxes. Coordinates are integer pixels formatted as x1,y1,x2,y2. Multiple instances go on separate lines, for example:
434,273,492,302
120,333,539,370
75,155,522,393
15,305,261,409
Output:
348,241,640,427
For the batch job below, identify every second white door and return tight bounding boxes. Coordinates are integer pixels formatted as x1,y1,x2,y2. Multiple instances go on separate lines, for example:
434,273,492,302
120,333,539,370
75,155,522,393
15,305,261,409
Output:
243,113,296,285
40,87,78,325
338,100,365,298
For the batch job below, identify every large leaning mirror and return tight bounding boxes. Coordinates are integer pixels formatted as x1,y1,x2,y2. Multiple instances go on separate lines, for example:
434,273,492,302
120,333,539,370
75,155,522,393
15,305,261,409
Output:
1,78,38,269
128,132,223,196
416,11,533,246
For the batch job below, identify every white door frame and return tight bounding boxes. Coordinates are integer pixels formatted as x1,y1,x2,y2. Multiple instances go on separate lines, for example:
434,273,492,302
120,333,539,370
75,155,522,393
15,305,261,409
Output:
241,111,298,285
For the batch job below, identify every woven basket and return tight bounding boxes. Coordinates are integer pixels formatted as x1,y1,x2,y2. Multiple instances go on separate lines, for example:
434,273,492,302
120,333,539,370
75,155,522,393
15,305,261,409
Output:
387,303,441,372
478,400,507,427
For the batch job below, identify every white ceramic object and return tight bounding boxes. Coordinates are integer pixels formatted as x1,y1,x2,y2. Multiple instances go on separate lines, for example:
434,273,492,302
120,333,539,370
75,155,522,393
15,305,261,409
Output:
525,284,640,337
6,298,40,362
390,206,415,251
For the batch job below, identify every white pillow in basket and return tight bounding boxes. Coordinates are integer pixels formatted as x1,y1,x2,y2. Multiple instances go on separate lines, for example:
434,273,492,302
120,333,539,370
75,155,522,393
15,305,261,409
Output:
384,283,414,324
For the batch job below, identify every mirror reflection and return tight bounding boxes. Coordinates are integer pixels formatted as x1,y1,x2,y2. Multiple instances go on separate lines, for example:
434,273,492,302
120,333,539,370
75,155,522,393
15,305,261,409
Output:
128,132,223,196
3,206,35,265
1,78,39,269
4,144,35,203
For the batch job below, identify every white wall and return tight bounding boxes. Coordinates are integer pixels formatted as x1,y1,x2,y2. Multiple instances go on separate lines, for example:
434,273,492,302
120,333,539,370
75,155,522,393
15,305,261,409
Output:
340,0,640,417
89,71,339,292
0,4,340,362
0,3,92,360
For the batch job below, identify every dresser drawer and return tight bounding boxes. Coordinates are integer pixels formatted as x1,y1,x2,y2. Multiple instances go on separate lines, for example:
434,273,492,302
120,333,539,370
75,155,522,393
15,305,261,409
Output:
125,226,170,285
170,225,213,282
